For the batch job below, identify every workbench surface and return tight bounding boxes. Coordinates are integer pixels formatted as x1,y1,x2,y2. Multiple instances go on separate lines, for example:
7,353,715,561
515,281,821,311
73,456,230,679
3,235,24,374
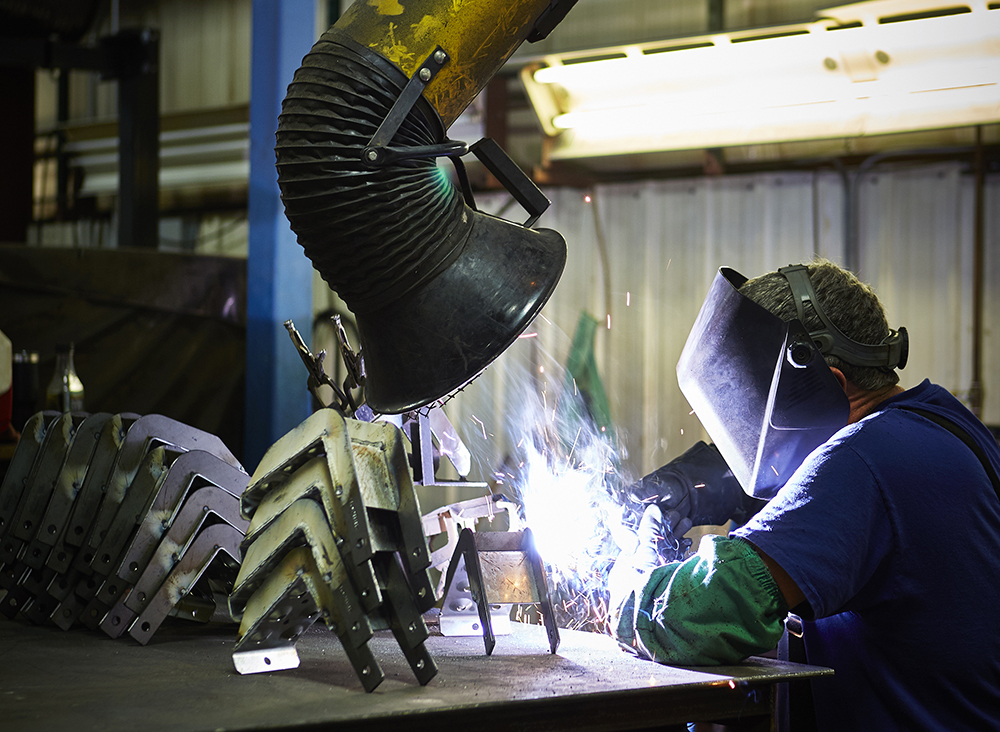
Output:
0,617,829,732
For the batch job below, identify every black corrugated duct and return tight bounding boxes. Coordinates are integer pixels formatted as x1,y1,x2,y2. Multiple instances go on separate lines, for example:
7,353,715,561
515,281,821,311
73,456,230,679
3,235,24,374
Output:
275,26,566,415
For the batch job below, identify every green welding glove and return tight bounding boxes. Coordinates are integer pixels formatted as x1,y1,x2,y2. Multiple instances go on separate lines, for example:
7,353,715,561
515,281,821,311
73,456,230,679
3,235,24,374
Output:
608,504,667,626
613,534,788,666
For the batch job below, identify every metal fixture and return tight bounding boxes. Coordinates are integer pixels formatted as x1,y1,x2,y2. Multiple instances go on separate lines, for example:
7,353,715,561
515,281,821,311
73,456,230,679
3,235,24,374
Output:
229,408,438,692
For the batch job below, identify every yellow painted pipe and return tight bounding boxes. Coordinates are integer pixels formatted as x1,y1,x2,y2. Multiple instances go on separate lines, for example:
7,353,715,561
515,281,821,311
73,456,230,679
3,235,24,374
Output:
334,0,553,127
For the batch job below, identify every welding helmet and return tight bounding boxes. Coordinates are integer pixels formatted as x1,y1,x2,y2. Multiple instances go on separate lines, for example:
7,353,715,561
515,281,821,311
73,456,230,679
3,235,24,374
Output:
676,266,907,500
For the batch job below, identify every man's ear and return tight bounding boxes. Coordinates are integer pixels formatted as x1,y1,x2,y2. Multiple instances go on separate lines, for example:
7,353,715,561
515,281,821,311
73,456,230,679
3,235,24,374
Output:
829,366,848,393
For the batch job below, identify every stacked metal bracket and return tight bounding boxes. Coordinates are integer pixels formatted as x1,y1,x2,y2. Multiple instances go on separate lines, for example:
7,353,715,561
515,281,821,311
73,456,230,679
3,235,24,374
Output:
0,411,249,643
228,408,438,692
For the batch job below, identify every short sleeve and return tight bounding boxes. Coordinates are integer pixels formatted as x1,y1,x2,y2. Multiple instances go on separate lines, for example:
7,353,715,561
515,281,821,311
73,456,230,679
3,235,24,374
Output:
733,433,895,619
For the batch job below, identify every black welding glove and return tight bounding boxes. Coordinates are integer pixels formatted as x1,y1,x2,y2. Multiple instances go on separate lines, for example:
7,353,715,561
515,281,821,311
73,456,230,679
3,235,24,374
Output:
627,441,766,539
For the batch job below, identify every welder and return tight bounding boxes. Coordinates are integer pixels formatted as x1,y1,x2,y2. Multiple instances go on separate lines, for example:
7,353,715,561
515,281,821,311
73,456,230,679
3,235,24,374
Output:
610,259,1000,731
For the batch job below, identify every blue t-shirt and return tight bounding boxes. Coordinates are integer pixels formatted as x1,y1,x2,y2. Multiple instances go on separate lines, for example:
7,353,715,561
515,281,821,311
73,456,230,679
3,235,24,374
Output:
734,379,1000,731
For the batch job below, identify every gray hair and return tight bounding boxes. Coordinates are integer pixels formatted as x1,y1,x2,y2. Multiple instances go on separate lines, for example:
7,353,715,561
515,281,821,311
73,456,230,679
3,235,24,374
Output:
739,259,900,392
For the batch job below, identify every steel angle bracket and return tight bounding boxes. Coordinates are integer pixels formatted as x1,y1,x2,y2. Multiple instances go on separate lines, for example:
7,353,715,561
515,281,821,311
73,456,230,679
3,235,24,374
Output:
346,420,435,611
1,412,87,567
23,413,113,572
128,521,243,645
441,528,560,656
101,483,247,638
242,409,375,567
372,553,437,686
0,412,61,548
91,446,179,582
115,450,249,587
76,414,242,575
230,498,354,620
58,413,140,562
233,547,383,692
240,457,382,612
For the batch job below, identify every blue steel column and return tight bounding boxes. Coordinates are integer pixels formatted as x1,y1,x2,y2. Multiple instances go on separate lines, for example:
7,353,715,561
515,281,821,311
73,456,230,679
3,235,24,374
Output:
246,0,315,471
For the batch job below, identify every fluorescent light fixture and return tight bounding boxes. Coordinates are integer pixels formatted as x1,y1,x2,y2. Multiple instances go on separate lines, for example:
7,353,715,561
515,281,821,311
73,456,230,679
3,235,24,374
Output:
520,0,1000,159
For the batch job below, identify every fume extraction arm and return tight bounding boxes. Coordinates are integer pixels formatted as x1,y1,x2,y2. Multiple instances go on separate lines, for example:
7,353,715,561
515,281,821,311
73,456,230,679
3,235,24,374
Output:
275,0,578,415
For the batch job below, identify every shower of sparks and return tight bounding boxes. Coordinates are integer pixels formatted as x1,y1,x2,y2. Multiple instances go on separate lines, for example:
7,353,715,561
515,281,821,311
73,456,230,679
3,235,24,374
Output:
496,371,645,634
626,292,631,307
519,332,539,339
606,314,611,330
584,194,592,203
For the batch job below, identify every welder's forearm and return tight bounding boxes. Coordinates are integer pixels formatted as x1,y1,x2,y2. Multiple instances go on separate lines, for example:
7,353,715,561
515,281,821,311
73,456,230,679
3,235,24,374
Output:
613,536,788,666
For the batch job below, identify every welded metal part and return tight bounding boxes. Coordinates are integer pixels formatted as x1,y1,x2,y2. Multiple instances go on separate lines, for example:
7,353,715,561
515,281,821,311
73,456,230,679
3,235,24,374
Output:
372,552,437,686
51,590,88,631
128,521,243,645
242,409,375,568
439,555,512,639
79,595,110,630
115,450,248,586
21,413,112,572
75,414,241,574
0,412,60,543
233,547,381,690
231,498,351,615
13,414,105,552
62,413,140,552
240,456,382,613
347,420,431,580
90,447,177,579
120,483,247,617
1,412,86,567
440,529,559,656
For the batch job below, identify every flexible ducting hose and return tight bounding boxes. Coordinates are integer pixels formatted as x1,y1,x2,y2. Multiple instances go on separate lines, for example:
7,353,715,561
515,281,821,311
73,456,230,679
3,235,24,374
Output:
274,10,569,415
276,31,469,313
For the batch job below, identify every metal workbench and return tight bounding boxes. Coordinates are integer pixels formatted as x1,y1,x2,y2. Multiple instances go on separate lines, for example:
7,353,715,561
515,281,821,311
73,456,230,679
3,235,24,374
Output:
0,617,830,732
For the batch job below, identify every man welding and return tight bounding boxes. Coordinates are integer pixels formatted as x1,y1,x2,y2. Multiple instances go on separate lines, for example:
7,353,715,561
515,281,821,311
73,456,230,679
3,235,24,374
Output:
610,259,1000,731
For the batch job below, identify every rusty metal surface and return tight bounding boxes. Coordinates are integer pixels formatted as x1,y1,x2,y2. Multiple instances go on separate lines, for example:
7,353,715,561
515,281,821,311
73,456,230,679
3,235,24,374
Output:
0,618,832,732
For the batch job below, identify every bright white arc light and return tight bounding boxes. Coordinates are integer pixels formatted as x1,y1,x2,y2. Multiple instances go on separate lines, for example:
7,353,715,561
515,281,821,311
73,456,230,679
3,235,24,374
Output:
522,0,1000,156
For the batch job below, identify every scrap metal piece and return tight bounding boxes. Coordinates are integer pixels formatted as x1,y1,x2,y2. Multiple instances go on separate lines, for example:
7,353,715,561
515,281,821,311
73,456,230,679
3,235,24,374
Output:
440,528,560,656
128,521,243,645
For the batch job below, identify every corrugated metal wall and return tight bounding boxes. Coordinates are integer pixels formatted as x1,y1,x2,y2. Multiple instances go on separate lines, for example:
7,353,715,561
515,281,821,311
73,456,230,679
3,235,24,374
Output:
438,164,999,498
